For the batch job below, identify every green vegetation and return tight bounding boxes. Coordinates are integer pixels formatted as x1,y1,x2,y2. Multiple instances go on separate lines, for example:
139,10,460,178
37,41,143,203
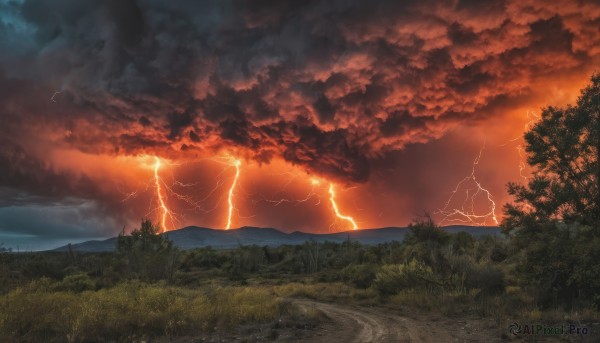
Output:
0,215,598,341
1,217,520,341
116,218,179,280
503,72,600,309
0,281,286,342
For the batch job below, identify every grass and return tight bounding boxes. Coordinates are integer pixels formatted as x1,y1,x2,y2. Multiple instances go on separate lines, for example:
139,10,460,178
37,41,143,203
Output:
0,280,288,342
272,282,378,305
2,231,599,342
272,279,600,327
1,275,598,342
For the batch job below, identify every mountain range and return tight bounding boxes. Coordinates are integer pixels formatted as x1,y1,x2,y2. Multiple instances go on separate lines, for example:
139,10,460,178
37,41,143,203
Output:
52,226,503,253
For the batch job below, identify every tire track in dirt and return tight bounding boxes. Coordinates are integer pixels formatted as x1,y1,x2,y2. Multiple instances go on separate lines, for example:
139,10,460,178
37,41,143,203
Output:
294,299,503,343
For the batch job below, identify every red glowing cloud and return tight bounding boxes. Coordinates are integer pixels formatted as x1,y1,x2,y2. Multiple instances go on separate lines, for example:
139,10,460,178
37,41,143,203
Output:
0,0,599,243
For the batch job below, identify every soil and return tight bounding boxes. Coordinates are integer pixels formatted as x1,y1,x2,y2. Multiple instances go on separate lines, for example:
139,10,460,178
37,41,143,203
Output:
160,299,597,342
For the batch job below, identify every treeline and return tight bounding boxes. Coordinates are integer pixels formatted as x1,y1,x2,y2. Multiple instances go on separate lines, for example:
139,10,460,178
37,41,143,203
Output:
1,217,598,312
2,213,599,341
0,218,508,295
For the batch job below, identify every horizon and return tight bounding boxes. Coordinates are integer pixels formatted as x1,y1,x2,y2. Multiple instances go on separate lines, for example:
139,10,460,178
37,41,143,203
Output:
3,223,503,252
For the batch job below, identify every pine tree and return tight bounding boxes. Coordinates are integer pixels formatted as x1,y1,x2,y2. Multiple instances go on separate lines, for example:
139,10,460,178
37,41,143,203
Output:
502,73,600,308
503,73,600,232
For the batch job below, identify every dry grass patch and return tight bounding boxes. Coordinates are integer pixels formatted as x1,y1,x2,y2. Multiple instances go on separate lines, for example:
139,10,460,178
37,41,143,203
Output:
0,280,288,343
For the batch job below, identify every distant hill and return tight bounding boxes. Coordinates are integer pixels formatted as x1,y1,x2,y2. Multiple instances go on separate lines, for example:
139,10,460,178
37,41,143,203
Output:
51,225,503,253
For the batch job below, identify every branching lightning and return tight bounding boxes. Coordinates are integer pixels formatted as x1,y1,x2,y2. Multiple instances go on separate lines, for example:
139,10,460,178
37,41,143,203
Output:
437,111,542,226
123,154,361,232
225,157,241,230
153,156,174,233
263,177,322,206
515,110,540,181
328,183,359,230
516,144,528,181
498,110,540,181
50,91,61,103
437,145,498,226
124,156,190,232
123,155,249,232
259,174,359,231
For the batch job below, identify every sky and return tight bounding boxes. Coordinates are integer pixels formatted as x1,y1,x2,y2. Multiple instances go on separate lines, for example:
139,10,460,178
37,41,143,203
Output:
0,0,599,250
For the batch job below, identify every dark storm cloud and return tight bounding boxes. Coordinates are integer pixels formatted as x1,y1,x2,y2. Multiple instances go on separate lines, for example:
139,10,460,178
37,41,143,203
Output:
0,142,129,220
0,0,599,239
0,201,118,239
0,144,93,199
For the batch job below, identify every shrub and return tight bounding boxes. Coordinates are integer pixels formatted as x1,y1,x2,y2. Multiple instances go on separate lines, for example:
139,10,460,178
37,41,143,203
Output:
464,264,505,296
446,255,505,295
450,231,475,255
489,243,508,263
53,273,95,293
401,217,451,271
373,261,436,296
514,222,600,308
340,264,377,289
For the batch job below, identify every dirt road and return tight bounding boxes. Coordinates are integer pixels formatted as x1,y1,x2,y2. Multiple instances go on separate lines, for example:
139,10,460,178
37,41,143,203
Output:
171,300,584,342
293,299,503,343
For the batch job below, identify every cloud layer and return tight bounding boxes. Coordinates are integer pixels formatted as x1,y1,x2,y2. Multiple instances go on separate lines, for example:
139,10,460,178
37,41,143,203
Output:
0,0,599,246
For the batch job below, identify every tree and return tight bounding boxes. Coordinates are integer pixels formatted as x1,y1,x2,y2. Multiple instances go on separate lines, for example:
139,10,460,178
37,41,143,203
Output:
502,73,600,308
503,73,599,231
117,219,174,253
402,215,450,271
116,219,179,280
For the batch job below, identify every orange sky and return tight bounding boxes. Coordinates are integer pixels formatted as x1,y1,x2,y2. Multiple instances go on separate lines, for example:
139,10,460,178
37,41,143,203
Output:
0,0,599,248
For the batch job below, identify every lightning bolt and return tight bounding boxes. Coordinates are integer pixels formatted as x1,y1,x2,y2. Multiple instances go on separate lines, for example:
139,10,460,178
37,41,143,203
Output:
437,145,498,226
50,91,61,102
134,155,362,232
262,176,322,206
153,156,173,233
328,183,359,230
443,111,542,226
498,110,540,181
260,174,359,231
516,144,528,181
515,110,540,181
225,158,241,230
124,155,248,232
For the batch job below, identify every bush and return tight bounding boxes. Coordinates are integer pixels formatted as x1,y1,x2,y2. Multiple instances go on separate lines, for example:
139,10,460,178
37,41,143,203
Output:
373,261,436,296
446,255,505,295
514,222,600,308
450,232,475,255
489,244,508,263
464,264,505,296
401,218,450,271
53,273,95,293
340,264,377,289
